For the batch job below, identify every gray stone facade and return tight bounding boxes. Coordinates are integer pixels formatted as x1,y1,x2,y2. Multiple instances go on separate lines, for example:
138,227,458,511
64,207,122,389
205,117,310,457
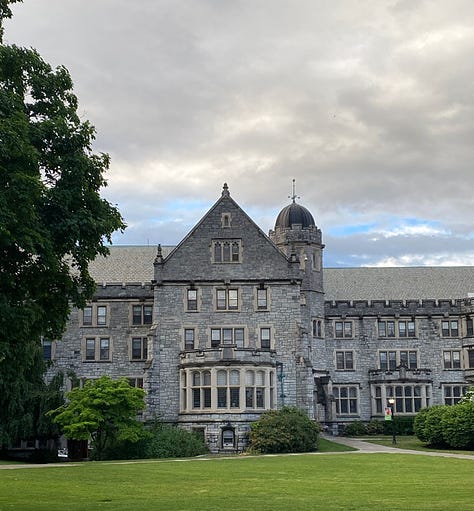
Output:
47,184,474,452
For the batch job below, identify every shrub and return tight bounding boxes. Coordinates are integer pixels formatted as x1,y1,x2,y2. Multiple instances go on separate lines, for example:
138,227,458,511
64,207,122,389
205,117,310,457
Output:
102,422,208,460
414,406,449,446
343,421,367,437
248,406,319,454
365,420,385,435
441,402,474,450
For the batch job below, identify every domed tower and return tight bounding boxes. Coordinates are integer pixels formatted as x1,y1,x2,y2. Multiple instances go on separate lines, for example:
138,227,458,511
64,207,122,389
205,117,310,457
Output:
269,182,325,417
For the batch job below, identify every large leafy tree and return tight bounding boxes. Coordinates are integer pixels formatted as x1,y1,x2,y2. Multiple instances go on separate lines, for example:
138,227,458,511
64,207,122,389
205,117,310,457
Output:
48,376,146,460
0,1,125,445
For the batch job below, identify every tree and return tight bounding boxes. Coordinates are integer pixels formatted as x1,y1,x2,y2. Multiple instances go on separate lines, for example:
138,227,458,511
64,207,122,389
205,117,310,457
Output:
48,376,146,460
248,406,319,454
0,1,125,446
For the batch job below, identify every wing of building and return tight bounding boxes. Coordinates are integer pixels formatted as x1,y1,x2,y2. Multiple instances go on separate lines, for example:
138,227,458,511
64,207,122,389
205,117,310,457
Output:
47,184,474,452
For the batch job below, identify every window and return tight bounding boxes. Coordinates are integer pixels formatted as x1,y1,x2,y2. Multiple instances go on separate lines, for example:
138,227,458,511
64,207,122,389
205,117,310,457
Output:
221,213,231,228
257,288,268,310
335,351,354,370
443,384,469,405
466,318,474,336
216,288,239,310
312,319,323,338
260,327,271,349
334,321,353,338
212,240,241,263
379,350,418,370
443,350,461,369
42,339,53,360
441,319,459,337
181,367,275,412
333,385,358,415
186,289,198,311
82,304,109,326
132,304,153,325
84,337,111,362
210,328,245,348
128,378,144,389
378,319,415,338
468,349,474,369
373,384,430,415
379,350,418,371
131,337,148,360
184,329,195,350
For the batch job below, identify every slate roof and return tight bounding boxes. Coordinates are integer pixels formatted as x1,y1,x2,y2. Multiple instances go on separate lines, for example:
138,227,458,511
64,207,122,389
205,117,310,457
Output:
90,247,474,301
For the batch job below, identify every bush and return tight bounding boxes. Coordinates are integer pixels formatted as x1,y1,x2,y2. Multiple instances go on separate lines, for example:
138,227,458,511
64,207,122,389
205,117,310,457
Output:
101,422,208,460
343,421,367,436
365,420,385,435
441,402,474,449
248,407,319,454
414,406,449,446
413,407,431,443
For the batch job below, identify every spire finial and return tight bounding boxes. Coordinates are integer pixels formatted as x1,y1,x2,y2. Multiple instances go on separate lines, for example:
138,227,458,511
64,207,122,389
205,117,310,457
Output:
222,183,230,197
288,179,300,203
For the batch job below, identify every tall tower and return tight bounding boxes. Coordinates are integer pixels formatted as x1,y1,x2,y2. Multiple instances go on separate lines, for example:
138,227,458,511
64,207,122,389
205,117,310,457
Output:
269,184,325,417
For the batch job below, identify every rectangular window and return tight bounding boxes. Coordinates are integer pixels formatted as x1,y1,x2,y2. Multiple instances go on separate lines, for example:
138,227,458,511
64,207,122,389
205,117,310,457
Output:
187,289,198,311
210,328,245,347
467,318,474,336
99,338,110,360
443,385,469,405
335,351,354,370
86,338,95,360
42,339,52,360
379,350,417,370
443,350,461,369
212,240,242,263
216,289,239,311
97,306,107,326
131,337,148,360
442,319,459,337
260,327,271,349
334,321,353,338
378,320,395,338
334,386,358,415
312,319,323,338
132,304,153,325
257,288,268,309
128,378,144,389
184,329,195,350
83,306,92,326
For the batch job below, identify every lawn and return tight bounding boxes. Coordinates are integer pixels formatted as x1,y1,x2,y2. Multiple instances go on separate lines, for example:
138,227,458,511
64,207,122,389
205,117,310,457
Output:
363,435,474,455
0,452,473,511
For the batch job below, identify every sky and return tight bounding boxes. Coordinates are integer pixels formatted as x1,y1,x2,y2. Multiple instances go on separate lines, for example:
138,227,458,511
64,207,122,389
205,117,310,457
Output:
4,0,474,267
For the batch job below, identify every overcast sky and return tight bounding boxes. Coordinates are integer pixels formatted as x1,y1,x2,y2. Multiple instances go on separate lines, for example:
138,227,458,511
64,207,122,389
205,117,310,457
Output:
5,0,474,267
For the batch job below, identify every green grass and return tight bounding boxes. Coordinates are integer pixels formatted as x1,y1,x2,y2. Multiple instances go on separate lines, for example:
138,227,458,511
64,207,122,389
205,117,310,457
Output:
318,437,357,452
0,452,473,511
363,435,474,455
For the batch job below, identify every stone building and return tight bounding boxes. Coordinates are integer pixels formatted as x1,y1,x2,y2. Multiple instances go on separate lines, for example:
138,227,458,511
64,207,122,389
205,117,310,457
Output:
46,184,474,452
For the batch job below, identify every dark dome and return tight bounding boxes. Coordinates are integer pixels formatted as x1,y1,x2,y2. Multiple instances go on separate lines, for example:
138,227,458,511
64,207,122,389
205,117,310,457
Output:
275,202,315,229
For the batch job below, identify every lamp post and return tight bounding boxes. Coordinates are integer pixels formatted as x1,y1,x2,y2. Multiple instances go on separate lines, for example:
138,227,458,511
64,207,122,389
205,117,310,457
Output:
388,397,396,444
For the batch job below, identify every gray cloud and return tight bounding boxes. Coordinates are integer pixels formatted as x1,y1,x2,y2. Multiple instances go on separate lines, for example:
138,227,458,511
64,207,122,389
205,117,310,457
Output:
6,0,474,266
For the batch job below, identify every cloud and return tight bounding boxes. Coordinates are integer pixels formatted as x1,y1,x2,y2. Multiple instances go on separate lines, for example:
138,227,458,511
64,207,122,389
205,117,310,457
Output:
6,0,474,267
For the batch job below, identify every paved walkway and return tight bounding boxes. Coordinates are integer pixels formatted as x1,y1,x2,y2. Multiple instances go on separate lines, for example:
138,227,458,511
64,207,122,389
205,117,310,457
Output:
323,435,474,460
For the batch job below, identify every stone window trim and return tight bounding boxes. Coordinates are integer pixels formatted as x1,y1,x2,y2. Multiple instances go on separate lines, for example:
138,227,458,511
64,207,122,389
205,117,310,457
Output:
442,349,462,370
442,384,469,405
332,384,359,416
82,304,109,327
211,239,242,264
215,287,240,311
82,336,112,362
210,326,246,348
378,318,416,338
378,349,418,371
130,336,148,361
184,328,196,351
130,303,153,326
312,318,324,338
372,383,431,415
335,350,355,371
255,286,270,311
180,366,276,412
221,212,232,228
185,288,199,312
441,318,459,337
259,326,273,350
334,320,353,339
